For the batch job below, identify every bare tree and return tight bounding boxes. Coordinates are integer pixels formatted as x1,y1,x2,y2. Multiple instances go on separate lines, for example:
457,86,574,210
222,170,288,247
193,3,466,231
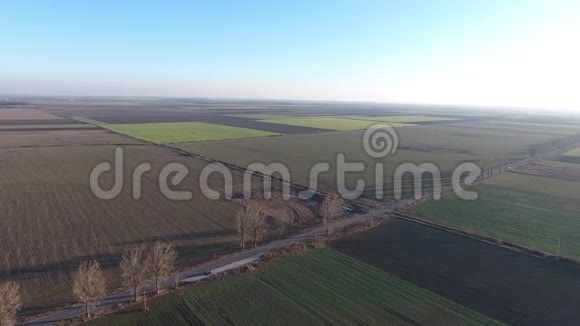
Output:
0,281,21,326
319,194,344,236
120,246,146,302
237,204,269,249
72,260,106,318
236,205,252,251
275,219,287,239
147,241,177,295
248,208,268,248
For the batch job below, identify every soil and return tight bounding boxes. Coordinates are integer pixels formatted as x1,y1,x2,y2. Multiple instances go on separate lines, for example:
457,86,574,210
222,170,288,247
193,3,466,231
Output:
331,219,580,326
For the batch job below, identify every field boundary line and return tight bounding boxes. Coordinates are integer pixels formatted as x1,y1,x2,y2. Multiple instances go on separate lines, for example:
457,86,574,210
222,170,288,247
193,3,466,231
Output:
385,137,580,265
69,115,366,210
390,211,580,265
158,142,369,210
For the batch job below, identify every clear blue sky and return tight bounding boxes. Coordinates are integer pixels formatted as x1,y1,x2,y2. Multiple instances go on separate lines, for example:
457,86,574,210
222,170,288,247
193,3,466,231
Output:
1,1,579,110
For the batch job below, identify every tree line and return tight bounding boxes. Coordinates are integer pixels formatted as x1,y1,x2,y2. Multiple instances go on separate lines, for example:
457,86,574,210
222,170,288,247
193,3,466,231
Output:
0,195,344,324
74,241,177,318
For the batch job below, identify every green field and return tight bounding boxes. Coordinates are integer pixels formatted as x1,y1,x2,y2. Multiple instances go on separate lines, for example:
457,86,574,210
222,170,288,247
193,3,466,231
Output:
460,121,580,136
105,122,280,143
225,113,297,120
564,147,580,157
415,174,580,260
343,115,458,123
260,117,413,130
486,172,580,200
558,147,580,164
89,249,500,326
493,121,580,134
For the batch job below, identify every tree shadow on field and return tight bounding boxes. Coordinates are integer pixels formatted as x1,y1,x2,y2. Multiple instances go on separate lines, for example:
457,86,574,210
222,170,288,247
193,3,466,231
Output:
0,228,242,284
19,302,74,318
111,229,237,247
0,252,123,282
9,240,239,317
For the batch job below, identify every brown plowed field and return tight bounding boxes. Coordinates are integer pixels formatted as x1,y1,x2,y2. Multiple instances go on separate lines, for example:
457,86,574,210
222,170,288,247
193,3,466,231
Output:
0,127,96,132
0,129,142,148
0,119,79,125
332,219,580,325
241,194,316,224
0,108,62,120
0,145,247,314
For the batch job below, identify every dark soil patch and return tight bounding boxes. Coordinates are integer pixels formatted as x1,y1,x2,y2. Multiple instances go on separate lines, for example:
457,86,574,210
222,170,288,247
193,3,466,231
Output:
556,156,580,165
331,219,580,326
0,101,29,107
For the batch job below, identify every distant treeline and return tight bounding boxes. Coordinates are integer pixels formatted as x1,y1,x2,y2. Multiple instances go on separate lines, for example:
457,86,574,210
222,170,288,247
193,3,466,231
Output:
0,101,29,107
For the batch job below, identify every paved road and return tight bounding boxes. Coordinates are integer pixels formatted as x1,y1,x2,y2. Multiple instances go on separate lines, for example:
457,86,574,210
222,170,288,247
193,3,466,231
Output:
20,206,393,326
21,139,580,325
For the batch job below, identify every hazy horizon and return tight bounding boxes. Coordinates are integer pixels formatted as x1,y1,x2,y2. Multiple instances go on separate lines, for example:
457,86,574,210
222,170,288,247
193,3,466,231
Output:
2,1,579,111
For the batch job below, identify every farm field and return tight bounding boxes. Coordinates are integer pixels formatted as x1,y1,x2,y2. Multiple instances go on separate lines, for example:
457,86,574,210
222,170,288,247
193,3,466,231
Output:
513,160,580,182
104,122,280,143
485,172,580,200
455,121,580,136
414,172,580,259
332,219,580,325
505,114,580,126
88,249,500,326
0,124,96,130
493,121,580,134
174,121,577,201
4,98,580,323
0,129,141,148
225,113,298,120
402,123,580,158
564,147,580,157
0,108,98,135
557,146,580,164
77,114,333,134
0,145,246,314
175,128,480,201
258,116,414,130
0,108,62,120
342,115,458,123
0,119,82,126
